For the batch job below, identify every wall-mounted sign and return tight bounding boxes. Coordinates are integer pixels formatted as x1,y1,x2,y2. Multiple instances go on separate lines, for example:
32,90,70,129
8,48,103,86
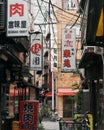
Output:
62,28,76,72
7,0,28,36
30,33,43,70
19,100,39,130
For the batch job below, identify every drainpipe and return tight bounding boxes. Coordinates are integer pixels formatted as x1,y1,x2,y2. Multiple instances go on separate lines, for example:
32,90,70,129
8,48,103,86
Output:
102,49,104,92
52,71,55,111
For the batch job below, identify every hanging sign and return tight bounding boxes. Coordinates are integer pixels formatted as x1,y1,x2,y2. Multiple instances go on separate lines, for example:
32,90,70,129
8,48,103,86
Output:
7,0,28,36
62,28,76,72
30,33,43,70
19,100,39,130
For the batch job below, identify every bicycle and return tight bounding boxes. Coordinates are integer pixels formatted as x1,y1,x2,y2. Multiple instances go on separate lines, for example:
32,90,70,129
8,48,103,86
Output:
57,116,67,130
73,111,90,130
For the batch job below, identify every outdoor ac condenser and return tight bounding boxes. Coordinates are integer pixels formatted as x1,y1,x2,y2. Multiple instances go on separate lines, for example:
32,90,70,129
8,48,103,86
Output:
83,46,103,55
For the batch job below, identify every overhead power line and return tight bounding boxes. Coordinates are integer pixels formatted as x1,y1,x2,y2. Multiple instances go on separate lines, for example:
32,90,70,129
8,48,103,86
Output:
40,0,87,21
24,0,81,26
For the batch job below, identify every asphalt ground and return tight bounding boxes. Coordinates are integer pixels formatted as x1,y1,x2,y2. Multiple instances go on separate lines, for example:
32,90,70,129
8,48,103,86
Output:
42,120,59,130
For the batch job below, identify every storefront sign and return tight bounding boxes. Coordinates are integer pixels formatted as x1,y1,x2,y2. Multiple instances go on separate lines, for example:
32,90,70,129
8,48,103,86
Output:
7,0,28,36
62,28,76,72
19,100,39,130
30,33,43,70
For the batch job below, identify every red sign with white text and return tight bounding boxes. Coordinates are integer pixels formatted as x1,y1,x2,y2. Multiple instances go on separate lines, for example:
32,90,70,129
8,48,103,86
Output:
19,100,39,130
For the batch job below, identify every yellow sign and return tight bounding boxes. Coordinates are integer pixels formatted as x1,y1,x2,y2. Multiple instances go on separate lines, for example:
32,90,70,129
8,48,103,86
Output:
12,121,19,130
96,8,104,36
74,114,93,130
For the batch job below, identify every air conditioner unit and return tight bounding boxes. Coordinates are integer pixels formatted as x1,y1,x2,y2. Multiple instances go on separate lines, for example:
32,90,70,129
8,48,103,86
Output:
83,46,103,55
94,46,103,55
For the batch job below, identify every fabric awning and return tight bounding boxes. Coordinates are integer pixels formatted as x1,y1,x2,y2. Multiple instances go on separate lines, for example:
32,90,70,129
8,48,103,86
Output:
45,91,52,97
57,88,79,96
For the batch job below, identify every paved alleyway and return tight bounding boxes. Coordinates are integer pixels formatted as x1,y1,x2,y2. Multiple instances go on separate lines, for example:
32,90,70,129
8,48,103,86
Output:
42,121,59,130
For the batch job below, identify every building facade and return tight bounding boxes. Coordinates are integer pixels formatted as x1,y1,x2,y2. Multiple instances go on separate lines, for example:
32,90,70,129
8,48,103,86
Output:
78,0,104,129
53,0,81,118
0,0,35,129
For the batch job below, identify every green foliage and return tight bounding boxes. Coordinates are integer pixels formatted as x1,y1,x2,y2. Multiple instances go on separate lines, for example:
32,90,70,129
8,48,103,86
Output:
76,91,83,113
38,103,50,123
72,82,80,89
38,123,45,130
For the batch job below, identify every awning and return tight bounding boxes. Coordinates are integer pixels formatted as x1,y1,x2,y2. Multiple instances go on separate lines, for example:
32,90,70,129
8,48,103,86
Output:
57,88,79,96
45,91,52,97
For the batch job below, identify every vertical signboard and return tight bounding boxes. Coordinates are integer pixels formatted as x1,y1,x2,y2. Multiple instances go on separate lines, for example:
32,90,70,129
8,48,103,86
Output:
30,33,43,70
62,28,76,72
7,0,28,36
19,100,39,130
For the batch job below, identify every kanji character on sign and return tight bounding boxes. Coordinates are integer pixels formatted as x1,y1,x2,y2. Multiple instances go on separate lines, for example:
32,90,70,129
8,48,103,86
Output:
32,57,40,65
23,114,34,124
64,59,71,67
10,3,24,17
64,40,73,47
24,103,34,113
63,50,71,58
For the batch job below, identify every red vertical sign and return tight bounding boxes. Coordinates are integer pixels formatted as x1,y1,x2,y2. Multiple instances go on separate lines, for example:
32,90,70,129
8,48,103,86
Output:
19,100,39,130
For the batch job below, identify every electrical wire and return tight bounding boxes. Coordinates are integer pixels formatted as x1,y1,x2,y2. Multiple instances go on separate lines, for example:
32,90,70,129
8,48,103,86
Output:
55,11,80,25
51,0,81,26
50,18,57,46
50,0,59,23
24,0,81,26
40,0,87,21
27,0,81,43
69,14,80,28
37,0,47,22
33,0,44,21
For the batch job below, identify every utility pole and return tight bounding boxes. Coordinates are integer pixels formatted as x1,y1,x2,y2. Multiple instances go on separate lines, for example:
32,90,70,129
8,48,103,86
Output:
48,0,55,111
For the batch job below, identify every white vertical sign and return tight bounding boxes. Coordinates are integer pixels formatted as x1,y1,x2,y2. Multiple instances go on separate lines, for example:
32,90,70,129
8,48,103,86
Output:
7,0,28,36
62,28,76,72
30,33,43,70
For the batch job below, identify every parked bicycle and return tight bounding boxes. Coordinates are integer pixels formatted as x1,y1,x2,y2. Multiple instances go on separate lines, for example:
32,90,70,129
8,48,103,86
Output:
58,111,90,130
57,116,67,130
73,111,90,130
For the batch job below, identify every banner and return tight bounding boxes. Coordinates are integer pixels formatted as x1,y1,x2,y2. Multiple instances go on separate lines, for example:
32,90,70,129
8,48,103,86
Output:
30,33,43,70
7,0,28,36
19,100,39,130
62,28,76,72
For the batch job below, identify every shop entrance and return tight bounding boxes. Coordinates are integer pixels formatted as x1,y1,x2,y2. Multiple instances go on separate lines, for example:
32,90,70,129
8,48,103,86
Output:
63,96,75,118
